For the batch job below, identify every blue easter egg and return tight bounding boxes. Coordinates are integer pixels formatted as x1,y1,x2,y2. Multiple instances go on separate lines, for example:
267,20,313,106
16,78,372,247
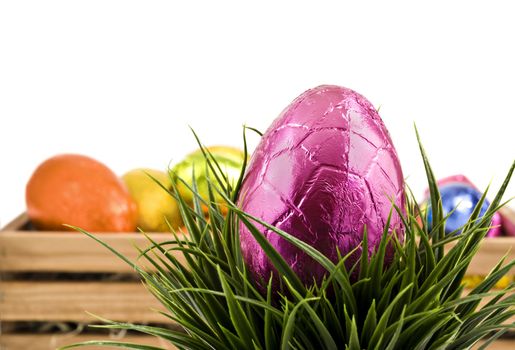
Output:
427,183,490,235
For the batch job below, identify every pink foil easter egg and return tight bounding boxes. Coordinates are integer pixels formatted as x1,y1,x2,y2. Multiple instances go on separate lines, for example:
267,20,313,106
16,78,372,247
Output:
238,85,405,288
500,208,515,237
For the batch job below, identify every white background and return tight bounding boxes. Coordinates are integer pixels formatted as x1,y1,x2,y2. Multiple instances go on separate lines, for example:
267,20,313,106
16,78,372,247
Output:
1,1,514,227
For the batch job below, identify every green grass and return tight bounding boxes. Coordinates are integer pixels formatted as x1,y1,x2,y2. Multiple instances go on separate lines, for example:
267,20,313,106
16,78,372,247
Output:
61,127,514,350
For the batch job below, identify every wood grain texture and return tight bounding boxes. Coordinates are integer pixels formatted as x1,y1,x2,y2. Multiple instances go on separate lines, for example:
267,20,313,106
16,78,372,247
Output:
0,214,186,273
446,237,515,276
0,334,177,350
0,281,168,323
2,212,514,275
474,339,515,350
2,211,515,274
1,231,512,275
1,280,512,324
0,334,512,350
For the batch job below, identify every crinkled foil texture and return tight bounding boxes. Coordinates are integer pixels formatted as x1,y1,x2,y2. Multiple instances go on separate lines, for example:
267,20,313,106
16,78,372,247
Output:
238,85,405,288
428,175,503,238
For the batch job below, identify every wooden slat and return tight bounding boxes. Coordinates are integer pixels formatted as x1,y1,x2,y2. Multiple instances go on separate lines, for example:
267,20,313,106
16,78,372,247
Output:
1,212,514,275
0,335,512,350
1,282,512,327
0,282,169,323
474,339,515,350
1,232,512,275
1,213,29,231
446,237,515,276
0,231,186,273
0,334,177,350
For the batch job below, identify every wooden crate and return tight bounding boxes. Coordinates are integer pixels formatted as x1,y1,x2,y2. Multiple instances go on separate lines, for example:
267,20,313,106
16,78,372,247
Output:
0,213,178,349
1,212,514,349
0,334,176,350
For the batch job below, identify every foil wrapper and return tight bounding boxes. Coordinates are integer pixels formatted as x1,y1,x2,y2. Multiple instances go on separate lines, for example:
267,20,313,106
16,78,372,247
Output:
425,175,502,237
172,146,246,208
238,85,405,289
501,208,515,237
